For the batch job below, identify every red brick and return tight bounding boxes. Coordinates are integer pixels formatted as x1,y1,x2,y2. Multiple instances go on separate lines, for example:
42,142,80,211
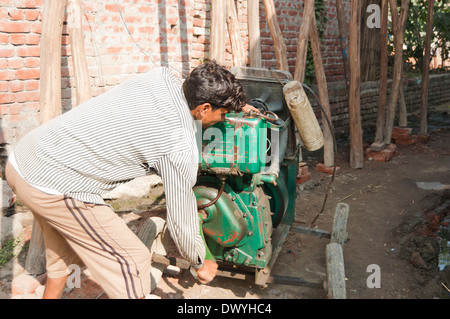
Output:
0,70,15,81
15,0,43,8
25,33,40,45
31,21,42,34
0,34,8,44
0,48,15,58
8,103,22,115
0,92,15,104
316,163,342,175
417,134,430,143
0,81,8,92
395,135,418,145
365,144,397,162
10,33,25,45
9,80,24,93
105,4,124,12
106,46,123,54
24,9,40,21
0,7,7,20
391,127,418,145
15,90,39,102
24,79,39,90
392,126,412,135
16,68,40,80
391,131,409,141
298,163,309,175
0,21,31,33
17,46,40,57
297,172,311,184
7,57,24,69
8,9,23,20
24,56,39,68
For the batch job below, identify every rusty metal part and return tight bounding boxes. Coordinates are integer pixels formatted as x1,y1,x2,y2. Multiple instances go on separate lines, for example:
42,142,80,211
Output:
217,269,324,289
151,253,324,289
197,180,225,210
249,110,279,123
290,225,331,239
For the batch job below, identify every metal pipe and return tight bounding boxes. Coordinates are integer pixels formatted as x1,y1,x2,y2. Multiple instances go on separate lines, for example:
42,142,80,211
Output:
197,180,225,209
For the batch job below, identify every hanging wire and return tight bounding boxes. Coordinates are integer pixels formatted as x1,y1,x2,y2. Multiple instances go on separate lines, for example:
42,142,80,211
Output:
268,70,338,227
301,83,338,227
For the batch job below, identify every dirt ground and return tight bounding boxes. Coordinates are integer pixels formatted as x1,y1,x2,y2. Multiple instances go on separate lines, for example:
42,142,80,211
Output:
1,108,449,300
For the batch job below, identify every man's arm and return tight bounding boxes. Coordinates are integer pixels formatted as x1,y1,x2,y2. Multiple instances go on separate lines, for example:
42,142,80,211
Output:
155,151,218,283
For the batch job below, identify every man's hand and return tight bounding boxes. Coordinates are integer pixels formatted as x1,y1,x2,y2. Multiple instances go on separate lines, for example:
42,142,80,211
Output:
195,259,218,284
241,103,260,113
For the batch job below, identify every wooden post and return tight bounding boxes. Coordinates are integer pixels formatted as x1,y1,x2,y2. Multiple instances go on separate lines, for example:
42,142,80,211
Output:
40,0,66,123
226,0,246,67
25,220,46,275
348,0,363,169
398,78,407,127
384,0,410,145
26,0,67,276
372,0,389,147
335,0,350,89
211,0,226,65
293,0,315,82
67,0,91,106
310,13,334,167
419,0,434,136
248,0,262,68
262,0,288,71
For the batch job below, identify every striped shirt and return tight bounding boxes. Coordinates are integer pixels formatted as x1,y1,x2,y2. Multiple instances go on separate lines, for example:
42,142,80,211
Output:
12,67,206,268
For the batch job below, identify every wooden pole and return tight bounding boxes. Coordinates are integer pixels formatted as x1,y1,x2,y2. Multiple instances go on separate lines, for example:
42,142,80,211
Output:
40,0,66,123
293,0,315,82
226,0,246,67
26,0,67,276
335,0,350,89
348,0,363,169
67,0,91,106
248,0,262,68
419,0,434,136
398,77,407,127
384,0,410,145
262,0,288,71
372,0,389,147
310,13,334,167
25,220,46,275
211,0,226,65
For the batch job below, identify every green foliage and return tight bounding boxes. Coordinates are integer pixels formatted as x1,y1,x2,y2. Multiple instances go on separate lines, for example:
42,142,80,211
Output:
0,237,20,267
304,0,328,85
402,0,449,72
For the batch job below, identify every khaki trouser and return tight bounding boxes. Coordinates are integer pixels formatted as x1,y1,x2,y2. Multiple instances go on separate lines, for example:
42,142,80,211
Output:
5,160,152,299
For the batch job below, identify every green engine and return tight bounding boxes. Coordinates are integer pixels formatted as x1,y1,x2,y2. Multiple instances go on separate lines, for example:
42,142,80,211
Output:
193,67,299,282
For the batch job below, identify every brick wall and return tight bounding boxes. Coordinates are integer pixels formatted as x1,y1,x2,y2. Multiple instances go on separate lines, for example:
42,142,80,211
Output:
310,73,450,133
0,0,448,149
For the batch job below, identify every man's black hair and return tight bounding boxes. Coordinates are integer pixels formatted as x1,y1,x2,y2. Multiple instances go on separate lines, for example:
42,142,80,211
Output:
182,60,247,112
